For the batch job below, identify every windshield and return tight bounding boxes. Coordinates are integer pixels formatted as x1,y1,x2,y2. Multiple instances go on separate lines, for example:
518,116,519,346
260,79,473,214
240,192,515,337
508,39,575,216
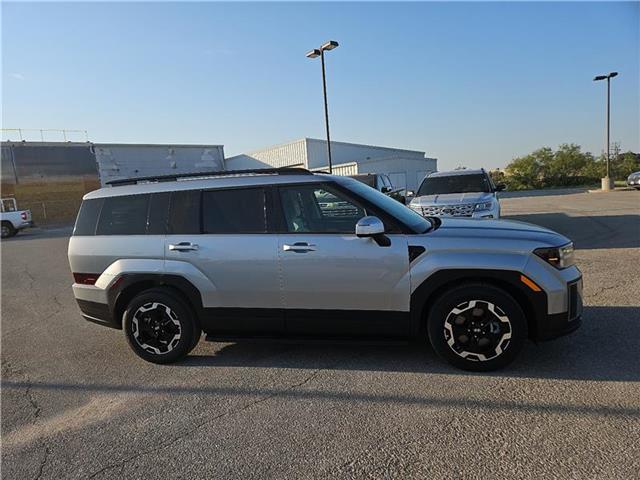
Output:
418,173,491,195
339,178,432,233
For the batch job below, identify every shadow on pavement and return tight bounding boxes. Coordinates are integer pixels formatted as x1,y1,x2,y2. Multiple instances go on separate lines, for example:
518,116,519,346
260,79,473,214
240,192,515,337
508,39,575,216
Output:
174,306,640,382
504,213,640,249
2,307,639,418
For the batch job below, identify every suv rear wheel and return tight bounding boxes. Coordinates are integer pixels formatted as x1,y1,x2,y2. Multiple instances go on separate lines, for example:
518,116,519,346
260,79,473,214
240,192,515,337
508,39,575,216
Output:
123,288,201,364
427,283,527,371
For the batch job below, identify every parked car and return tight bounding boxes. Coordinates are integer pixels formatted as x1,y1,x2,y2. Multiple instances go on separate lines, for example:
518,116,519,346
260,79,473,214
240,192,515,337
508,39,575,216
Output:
1,198,33,238
68,167,582,371
409,168,505,219
627,171,640,189
349,173,406,203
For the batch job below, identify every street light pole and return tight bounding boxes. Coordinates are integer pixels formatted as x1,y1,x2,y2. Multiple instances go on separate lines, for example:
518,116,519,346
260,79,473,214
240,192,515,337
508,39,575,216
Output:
593,71,618,190
306,40,339,173
606,76,610,179
319,48,333,174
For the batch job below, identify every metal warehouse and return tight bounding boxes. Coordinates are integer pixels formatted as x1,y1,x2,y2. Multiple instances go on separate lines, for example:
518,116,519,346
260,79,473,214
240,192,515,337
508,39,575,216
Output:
226,138,437,192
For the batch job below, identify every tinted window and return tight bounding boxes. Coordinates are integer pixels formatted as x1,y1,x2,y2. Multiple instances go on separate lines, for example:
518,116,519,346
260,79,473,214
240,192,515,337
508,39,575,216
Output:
169,190,201,234
338,178,432,234
417,174,492,195
279,184,366,233
147,192,171,234
96,195,149,235
73,198,103,236
203,188,266,234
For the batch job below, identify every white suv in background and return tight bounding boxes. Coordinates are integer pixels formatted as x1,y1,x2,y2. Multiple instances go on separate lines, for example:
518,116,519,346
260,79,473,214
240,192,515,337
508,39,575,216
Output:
409,169,504,219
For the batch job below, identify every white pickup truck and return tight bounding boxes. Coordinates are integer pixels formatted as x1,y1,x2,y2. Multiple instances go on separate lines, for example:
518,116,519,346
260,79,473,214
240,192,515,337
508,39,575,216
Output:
1,198,33,238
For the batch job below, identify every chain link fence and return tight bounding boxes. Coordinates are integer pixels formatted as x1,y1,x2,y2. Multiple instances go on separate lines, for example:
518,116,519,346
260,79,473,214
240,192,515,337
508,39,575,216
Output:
18,198,82,226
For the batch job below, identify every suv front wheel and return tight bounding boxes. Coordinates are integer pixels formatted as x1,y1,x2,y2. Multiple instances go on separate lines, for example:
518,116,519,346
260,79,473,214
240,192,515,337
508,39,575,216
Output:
123,288,201,364
427,283,527,371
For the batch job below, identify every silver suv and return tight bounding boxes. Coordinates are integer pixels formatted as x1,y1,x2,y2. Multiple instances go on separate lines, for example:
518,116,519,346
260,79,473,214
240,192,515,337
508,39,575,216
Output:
68,168,582,371
410,168,504,219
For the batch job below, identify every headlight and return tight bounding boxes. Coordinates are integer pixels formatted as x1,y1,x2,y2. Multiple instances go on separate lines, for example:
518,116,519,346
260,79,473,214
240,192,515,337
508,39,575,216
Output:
534,242,575,269
474,201,493,211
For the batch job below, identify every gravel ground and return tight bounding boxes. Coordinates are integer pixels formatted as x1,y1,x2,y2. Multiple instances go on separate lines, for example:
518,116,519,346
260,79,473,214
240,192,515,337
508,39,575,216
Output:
1,189,639,479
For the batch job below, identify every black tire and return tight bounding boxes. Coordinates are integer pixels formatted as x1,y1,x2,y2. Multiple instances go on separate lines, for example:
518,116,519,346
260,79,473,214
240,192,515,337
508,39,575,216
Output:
188,326,202,353
427,283,527,371
1,222,16,239
123,288,200,364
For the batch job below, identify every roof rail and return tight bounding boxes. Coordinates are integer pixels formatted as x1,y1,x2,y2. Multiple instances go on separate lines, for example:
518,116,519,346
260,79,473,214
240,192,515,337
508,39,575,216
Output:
106,167,313,186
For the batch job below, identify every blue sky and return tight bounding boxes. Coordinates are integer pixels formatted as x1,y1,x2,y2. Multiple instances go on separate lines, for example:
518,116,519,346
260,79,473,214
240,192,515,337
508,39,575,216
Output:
2,1,638,170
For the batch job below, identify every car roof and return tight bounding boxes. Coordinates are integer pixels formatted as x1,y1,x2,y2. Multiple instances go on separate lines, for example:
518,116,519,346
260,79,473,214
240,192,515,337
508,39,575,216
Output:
427,169,485,178
84,172,332,200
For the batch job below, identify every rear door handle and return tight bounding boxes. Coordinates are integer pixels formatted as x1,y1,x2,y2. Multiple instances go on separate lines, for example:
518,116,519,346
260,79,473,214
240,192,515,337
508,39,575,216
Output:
283,242,316,253
169,242,199,252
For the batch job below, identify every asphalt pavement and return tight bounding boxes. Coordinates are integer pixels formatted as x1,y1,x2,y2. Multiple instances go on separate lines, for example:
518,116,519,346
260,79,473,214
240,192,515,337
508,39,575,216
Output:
2,189,639,479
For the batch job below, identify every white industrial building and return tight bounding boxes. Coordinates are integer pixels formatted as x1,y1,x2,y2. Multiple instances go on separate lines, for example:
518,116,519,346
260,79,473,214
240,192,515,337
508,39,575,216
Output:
225,138,437,192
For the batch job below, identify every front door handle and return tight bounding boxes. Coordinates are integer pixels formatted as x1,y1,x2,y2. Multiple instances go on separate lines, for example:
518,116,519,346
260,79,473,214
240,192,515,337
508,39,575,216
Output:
283,242,316,253
169,242,199,252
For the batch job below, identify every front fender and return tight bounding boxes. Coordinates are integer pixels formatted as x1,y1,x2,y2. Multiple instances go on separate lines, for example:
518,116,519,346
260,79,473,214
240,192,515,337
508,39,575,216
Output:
410,250,529,295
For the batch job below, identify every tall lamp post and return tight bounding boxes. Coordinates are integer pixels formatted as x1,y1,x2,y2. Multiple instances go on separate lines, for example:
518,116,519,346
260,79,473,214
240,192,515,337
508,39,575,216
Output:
306,40,339,173
593,71,618,191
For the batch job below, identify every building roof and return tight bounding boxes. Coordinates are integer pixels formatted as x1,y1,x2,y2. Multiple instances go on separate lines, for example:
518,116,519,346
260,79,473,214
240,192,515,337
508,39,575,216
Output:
245,137,426,156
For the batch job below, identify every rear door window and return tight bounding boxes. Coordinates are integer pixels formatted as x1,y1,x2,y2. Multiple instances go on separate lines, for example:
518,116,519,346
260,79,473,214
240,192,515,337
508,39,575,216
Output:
202,188,266,234
168,190,201,234
147,192,171,235
96,195,149,235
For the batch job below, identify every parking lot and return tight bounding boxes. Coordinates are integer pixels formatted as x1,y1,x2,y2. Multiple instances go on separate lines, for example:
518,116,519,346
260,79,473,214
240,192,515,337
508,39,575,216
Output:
2,189,639,479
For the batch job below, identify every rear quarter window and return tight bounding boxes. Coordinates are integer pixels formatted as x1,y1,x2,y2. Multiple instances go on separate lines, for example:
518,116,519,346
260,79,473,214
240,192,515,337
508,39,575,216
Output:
96,194,149,235
73,198,103,236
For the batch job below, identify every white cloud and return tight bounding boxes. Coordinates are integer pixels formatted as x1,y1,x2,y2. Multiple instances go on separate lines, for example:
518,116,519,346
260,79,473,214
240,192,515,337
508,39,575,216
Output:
10,73,25,80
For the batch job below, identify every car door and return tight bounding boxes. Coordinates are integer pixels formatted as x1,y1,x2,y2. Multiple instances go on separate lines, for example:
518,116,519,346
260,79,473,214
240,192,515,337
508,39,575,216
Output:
164,187,283,335
276,182,410,337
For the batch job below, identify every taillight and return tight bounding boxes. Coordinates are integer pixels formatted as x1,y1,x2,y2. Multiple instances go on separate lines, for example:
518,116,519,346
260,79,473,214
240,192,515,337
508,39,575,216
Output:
20,211,27,220
73,273,99,285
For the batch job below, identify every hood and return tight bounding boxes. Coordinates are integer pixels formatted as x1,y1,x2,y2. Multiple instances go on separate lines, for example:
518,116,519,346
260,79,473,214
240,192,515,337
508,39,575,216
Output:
411,192,493,206
429,217,571,247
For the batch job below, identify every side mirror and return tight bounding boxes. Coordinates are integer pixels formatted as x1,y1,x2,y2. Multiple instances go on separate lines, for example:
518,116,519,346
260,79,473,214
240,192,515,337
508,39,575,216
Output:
356,216,390,247
495,184,506,192
381,186,392,194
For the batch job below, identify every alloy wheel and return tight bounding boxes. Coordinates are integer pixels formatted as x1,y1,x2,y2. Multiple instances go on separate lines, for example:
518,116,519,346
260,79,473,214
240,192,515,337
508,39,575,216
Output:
443,300,512,362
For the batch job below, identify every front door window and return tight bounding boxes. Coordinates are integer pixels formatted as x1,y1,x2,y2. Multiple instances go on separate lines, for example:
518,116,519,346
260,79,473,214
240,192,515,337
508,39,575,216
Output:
279,184,366,234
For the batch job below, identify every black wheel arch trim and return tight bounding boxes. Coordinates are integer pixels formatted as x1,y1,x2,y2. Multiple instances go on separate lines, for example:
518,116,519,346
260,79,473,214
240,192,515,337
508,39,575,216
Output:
409,269,548,340
107,273,205,328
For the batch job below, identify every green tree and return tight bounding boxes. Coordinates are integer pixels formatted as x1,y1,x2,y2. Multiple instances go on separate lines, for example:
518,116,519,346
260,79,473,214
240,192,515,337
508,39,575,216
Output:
504,147,553,190
614,151,640,179
548,144,589,186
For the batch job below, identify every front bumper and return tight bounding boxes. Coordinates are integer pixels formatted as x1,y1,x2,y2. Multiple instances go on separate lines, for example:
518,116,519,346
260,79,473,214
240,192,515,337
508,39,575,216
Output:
627,178,640,186
535,276,583,341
